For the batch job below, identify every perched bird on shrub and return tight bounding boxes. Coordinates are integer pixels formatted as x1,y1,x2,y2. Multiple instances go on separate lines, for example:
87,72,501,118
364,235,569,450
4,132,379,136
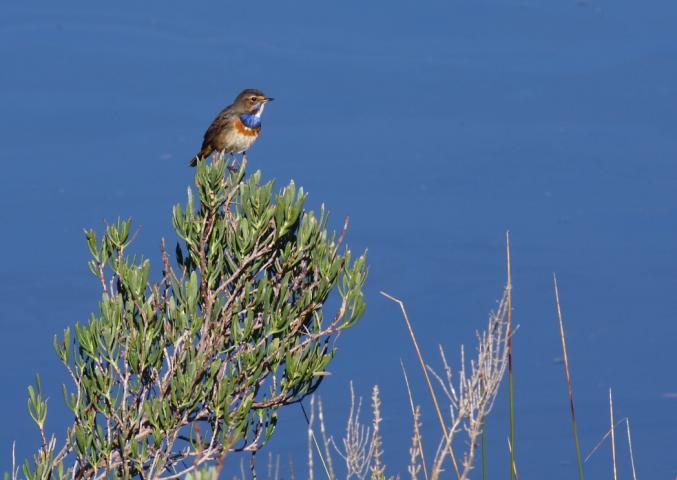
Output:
190,88,274,167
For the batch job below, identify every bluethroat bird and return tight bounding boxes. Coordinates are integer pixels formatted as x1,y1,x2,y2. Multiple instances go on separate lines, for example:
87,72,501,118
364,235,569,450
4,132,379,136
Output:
190,88,273,167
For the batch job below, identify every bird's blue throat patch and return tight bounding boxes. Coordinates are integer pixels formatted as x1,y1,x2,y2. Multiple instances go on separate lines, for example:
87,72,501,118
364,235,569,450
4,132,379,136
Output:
239,113,262,129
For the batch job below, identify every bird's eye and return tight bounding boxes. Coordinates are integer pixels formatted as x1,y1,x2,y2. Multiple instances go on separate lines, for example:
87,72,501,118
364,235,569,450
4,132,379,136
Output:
250,96,257,101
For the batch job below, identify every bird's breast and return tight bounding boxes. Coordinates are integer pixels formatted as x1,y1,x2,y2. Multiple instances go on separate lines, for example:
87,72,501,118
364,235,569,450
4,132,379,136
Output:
214,117,260,153
234,117,261,137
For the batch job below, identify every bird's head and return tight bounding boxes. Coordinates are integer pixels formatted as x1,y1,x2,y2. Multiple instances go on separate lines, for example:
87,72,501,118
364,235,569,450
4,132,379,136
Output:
234,89,274,115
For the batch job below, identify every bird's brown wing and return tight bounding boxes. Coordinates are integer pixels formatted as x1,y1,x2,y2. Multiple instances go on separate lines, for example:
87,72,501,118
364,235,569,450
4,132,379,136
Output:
202,107,237,151
189,105,238,167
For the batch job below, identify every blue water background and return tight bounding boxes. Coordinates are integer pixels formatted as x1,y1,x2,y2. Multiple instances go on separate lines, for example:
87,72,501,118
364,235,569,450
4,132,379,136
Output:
1,0,676,477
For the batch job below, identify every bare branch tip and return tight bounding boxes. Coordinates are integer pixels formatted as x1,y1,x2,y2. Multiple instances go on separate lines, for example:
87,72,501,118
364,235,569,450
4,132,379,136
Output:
379,291,403,305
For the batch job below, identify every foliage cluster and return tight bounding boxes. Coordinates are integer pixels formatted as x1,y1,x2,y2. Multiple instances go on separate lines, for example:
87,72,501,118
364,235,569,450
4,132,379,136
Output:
16,159,367,479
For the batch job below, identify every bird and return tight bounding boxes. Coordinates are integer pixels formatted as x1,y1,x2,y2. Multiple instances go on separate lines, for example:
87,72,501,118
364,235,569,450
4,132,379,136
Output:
190,88,274,167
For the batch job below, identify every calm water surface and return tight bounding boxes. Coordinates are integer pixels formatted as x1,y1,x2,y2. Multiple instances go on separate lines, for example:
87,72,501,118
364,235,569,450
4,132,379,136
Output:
1,1,676,477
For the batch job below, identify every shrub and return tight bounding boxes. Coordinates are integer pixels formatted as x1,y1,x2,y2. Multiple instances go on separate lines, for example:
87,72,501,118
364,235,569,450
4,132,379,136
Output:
17,159,367,479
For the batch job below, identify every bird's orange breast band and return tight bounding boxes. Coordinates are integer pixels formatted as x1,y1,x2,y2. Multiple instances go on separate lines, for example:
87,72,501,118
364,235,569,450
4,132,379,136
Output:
234,118,261,136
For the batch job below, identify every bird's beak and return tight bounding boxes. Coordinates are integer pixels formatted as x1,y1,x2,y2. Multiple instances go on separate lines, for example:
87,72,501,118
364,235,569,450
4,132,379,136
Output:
264,97,274,102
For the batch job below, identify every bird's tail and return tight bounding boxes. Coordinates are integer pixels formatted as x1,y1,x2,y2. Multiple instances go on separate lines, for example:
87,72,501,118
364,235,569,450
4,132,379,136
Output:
189,146,213,167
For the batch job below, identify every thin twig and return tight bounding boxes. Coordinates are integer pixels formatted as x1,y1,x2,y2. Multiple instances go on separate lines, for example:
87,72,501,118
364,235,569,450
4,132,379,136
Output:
507,438,519,480
301,401,332,479
336,216,350,250
330,383,374,479
370,386,385,478
609,389,617,480
316,397,336,479
12,441,17,480
506,231,516,480
251,451,258,480
553,274,584,480
626,418,638,480
381,292,461,479
481,418,487,480
584,417,628,463
401,361,429,480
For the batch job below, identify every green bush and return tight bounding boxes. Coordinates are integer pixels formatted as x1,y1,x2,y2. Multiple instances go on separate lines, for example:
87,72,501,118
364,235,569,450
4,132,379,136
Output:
17,159,367,479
